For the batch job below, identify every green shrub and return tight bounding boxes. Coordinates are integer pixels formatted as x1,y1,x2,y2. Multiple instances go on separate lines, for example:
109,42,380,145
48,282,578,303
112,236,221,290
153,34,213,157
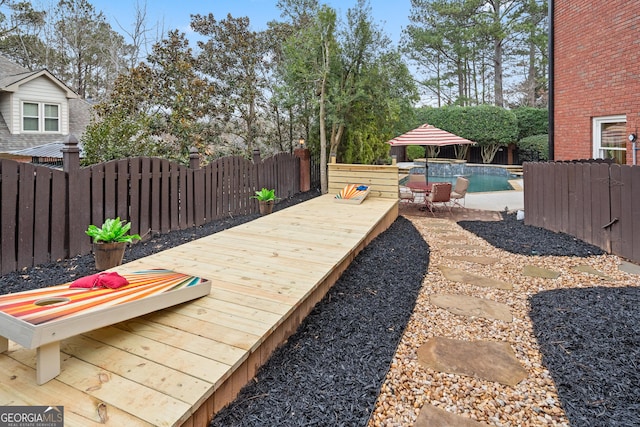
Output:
514,107,548,140
518,134,549,162
406,145,425,161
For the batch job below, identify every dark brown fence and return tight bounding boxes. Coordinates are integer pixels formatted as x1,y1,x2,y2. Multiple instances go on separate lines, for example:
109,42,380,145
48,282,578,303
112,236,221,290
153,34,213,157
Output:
524,161,640,263
1,139,302,275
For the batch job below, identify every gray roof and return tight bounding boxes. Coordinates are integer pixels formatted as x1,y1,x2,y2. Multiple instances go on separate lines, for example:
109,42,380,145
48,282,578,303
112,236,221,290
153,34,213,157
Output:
11,140,85,158
0,54,30,78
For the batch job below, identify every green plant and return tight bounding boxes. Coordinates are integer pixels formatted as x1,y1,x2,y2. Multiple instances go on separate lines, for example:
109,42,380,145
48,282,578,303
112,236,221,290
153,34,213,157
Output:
251,188,276,202
518,134,549,162
86,217,141,244
406,145,426,161
514,107,549,140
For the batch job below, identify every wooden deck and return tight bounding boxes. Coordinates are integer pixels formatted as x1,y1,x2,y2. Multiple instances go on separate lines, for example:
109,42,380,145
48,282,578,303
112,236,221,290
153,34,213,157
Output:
0,194,398,426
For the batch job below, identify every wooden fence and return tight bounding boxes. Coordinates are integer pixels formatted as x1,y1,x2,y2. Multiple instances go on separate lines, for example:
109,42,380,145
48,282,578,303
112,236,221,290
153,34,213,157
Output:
524,160,640,263
0,138,302,275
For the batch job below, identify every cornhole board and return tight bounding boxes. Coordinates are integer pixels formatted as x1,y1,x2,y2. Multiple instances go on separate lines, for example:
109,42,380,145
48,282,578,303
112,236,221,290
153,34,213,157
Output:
0,269,210,384
334,184,370,204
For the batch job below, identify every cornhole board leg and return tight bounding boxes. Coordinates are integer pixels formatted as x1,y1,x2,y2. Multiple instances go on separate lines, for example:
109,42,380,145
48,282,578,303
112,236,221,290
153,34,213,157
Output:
36,341,60,385
0,336,7,353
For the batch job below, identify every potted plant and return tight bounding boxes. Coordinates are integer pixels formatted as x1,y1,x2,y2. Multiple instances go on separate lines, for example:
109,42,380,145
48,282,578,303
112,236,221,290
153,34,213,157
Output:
86,217,141,270
252,188,277,215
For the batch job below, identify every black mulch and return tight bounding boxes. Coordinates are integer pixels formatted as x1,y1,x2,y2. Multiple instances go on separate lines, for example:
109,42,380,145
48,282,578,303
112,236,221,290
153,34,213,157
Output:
457,212,605,257
529,287,640,427
2,198,636,427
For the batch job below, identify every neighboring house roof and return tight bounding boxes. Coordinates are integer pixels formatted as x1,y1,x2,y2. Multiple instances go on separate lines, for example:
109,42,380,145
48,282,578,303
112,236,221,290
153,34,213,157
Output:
0,55,77,97
11,140,85,158
0,54,93,153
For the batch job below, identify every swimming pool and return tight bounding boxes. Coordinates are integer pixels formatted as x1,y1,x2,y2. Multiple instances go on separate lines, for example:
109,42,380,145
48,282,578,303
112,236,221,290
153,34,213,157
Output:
400,163,519,193
428,174,516,192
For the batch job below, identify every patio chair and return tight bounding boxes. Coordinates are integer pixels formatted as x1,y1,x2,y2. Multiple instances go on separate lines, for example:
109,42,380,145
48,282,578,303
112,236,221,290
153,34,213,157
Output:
450,176,469,208
399,186,415,204
424,182,452,215
407,173,427,186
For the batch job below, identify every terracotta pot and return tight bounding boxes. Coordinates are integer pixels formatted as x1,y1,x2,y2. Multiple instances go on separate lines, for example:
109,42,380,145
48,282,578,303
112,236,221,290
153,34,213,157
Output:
93,241,126,271
259,200,274,215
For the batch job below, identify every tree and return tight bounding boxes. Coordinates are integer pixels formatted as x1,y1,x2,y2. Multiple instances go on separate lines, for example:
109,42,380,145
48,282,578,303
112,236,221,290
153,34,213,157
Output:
404,0,484,106
0,0,45,38
475,0,533,107
82,31,217,164
404,0,548,108
511,0,548,107
192,13,269,155
51,0,129,100
280,1,336,193
0,0,47,68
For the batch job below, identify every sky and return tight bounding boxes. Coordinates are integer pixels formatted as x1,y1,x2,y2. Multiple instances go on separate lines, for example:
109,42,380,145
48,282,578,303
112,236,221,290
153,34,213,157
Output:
89,0,412,48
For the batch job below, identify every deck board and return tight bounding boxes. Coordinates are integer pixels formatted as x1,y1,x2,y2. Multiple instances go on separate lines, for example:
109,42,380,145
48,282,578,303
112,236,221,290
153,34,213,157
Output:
0,195,397,426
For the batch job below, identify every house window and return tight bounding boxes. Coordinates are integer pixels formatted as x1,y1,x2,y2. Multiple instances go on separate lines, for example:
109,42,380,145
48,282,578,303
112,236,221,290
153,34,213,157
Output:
593,115,626,164
22,102,60,132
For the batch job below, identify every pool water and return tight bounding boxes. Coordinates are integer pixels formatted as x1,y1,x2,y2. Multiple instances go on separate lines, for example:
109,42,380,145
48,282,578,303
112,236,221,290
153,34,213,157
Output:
401,174,517,193
430,174,517,193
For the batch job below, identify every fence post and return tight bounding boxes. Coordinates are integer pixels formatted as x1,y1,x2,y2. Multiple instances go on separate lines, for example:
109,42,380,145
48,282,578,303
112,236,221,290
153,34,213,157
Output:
62,134,80,173
62,134,82,257
252,147,261,164
294,147,311,192
189,147,200,170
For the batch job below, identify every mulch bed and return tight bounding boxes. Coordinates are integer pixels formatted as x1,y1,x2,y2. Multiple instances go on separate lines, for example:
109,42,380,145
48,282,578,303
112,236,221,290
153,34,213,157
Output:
529,286,640,427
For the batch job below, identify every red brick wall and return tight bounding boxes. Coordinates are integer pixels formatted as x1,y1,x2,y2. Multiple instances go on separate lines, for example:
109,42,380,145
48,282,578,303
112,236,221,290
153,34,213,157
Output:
554,0,640,163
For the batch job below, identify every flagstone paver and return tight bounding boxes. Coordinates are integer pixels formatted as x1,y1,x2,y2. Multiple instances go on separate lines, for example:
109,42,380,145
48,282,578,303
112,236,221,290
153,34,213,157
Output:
443,244,486,251
416,404,491,427
417,337,527,386
572,264,614,280
449,255,500,265
523,265,561,279
440,234,468,242
619,261,640,275
430,293,513,322
438,265,512,290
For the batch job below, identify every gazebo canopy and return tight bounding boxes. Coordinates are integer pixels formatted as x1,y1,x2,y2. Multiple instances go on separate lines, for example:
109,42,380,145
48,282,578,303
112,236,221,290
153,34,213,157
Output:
387,124,475,146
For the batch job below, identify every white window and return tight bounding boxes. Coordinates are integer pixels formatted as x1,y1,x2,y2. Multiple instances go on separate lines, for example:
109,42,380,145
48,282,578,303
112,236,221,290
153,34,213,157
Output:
593,115,626,164
22,102,60,132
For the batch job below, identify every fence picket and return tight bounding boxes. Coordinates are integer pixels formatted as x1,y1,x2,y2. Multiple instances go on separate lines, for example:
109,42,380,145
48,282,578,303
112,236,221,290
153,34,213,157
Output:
104,161,117,220
610,164,624,256
150,158,161,233
17,163,36,270
50,170,69,260
139,158,151,236
33,168,52,266
129,159,141,236
1,160,19,274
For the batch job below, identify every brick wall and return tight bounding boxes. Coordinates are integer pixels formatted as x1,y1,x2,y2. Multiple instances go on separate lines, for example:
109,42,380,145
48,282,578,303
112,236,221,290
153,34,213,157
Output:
554,0,640,163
